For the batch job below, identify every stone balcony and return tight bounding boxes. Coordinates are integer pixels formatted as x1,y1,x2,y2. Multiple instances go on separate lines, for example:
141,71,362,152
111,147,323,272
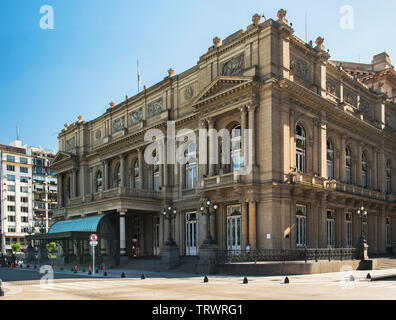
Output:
201,172,243,190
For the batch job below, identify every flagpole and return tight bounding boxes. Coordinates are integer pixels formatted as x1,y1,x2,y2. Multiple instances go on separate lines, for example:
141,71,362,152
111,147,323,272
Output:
137,60,141,93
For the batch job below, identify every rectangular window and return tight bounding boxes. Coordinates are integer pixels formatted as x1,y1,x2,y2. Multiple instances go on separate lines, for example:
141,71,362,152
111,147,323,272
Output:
296,205,307,247
346,213,353,248
7,195,15,202
6,165,15,171
327,210,335,248
20,186,28,193
7,206,15,212
21,207,29,213
21,216,28,223
6,155,15,162
8,215,16,222
20,167,28,173
20,176,29,183
7,185,15,192
20,157,28,164
8,227,16,233
20,197,28,203
7,174,15,181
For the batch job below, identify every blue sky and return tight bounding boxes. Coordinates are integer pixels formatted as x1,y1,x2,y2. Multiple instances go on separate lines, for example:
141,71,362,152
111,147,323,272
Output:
0,0,395,151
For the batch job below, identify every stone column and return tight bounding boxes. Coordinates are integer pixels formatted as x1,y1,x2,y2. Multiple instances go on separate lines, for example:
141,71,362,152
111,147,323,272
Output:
247,103,257,167
373,147,378,190
357,143,363,186
352,211,360,247
208,118,215,177
335,208,343,247
340,136,346,182
119,210,127,261
89,167,94,194
378,147,386,193
241,202,248,250
119,154,126,188
239,105,247,167
138,147,144,189
199,119,208,180
57,174,63,207
102,160,109,191
163,138,168,190
318,194,327,247
290,110,296,169
319,120,327,178
71,168,77,198
248,202,257,250
308,201,319,248
377,206,385,254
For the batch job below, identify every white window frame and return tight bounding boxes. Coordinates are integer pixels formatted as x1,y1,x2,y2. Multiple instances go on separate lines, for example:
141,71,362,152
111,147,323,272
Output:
296,124,306,173
296,205,307,247
327,210,335,248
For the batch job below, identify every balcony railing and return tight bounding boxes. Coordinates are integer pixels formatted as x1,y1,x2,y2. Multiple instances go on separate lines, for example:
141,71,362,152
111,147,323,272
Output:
216,248,358,264
202,172,242,189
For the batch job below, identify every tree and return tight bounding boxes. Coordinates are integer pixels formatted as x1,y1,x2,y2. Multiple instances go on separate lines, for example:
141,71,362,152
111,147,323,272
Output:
11,243,21,253
46,242,57,254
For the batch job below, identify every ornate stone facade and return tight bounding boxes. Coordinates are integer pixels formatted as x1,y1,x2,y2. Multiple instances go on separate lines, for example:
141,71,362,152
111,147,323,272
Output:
50,9,396,266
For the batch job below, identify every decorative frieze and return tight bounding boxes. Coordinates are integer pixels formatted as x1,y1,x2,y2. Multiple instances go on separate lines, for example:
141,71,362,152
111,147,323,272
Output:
129,108,143,126
290,56,309,81
147,99,163,118
221,54,244,76
343,89,357,108
184,86,194,100
326,80,339,97
66,137,75,152
95,129,102,140
112,116,125,133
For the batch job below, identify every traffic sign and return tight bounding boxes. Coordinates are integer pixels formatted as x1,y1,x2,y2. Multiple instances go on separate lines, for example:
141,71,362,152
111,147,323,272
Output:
89,234,98,241
90,241,98,246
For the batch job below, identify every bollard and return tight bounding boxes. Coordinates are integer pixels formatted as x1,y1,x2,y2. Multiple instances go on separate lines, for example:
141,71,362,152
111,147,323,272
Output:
121,272,125,278
284,277,289,284
141,274,146,280
83,269,86,273
103,271,108,277
203,276,208,283
88,270,92,275
366,273,371,279
34,265,37,269
243,277,248,284
60,267,63,271
27,264,30,269
349,275,355,282
20,264,23,268
96,269,99,274
71,267,74,272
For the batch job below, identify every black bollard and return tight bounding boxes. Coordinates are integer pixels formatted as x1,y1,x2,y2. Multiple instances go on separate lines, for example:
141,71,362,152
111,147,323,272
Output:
203,276,208,283
60,267,63,271
83,269,86,273
243,277,248,284
27,264,30,268
284,277,289,284
141,274,146,280
34,265,37,269
103,271,108,277
349,275,355,282
121,272,125,278
96,269,99,273
88,270,92,275
366,273,371,279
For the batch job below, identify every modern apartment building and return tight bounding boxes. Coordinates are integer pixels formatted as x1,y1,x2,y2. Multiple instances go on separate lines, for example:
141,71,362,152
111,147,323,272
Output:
0,142,33,254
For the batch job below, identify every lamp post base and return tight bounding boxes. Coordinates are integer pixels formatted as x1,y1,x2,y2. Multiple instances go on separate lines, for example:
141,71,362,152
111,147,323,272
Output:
159,243,180,271
198,243,218,275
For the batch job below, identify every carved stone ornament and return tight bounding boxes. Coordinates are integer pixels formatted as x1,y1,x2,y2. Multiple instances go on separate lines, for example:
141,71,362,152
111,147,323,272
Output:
184,86,194,100
148,99,163,118
129,108,143,126
213,37,221,48
112,116,125,133
95,129,101,140
359,99,370,117
344,89,357,107
386,113,392,127
66,137,75,152
290,57,309,81
221,54,244,76
326,81,338,96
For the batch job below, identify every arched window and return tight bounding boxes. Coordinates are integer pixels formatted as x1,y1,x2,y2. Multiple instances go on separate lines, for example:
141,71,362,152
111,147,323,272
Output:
327,139,334,180
231,125,242,172
185,143,197,189
345,146,351,184
362,153,367,188
96,171,103,192
386,161,391,194
114,164,121,188
134,160,139,189
296,124,306,173
153,151,160,191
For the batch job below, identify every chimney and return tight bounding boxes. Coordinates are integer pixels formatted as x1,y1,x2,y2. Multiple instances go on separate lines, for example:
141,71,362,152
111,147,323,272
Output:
372,52,393,72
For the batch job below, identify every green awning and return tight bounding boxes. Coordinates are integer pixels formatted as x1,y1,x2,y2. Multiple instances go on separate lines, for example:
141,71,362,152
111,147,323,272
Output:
49,215,106,234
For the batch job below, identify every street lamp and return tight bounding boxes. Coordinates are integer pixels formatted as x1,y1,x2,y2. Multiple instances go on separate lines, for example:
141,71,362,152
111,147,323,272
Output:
357,206,368,241
163,205,177,246
200,200,218,245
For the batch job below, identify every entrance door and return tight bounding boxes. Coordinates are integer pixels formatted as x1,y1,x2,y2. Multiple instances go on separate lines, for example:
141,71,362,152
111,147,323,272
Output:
227,205,242,253
185,212,198,256
152,216,160,256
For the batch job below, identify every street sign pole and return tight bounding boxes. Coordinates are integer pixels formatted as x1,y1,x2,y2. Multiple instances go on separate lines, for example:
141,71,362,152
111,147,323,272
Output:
92,244,95,275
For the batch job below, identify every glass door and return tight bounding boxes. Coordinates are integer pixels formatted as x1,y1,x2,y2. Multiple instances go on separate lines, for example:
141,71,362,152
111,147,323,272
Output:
152,216,160,256
227,205,242,253
185,212,198,256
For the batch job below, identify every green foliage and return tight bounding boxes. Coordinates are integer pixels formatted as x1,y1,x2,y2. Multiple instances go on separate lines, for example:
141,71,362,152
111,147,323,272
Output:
11,243,21,252
46,242,57,253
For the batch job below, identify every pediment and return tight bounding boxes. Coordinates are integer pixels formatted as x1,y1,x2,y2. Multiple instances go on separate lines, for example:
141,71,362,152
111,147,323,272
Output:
52,151,74,166
192,76,253,109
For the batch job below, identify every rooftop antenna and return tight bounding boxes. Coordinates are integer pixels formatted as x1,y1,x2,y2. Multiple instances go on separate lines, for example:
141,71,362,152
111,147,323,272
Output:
305,12,308,43
16,125,20,140
137,60,141,93
261,13,266,21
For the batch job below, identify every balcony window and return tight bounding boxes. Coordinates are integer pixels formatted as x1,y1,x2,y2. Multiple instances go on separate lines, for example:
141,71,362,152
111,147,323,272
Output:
386,161,391,194
296,205,306,247
133,160,140,189
6,165,15,172
153,152,160,191
362,153,367,188
6,155,15,162
185,143,197,189
231,125,242,172
96,171,103,192
296,124,306,173
327,139,334,180
345,146,351,184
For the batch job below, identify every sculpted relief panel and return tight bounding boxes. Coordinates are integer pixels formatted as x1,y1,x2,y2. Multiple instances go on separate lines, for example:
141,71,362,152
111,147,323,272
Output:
290,56,309,81
359,99,370,118
221,54,244,76
66,137,75,152
344,89,357,108
112,116,125,133
148,99,163,118
129,108,143,126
